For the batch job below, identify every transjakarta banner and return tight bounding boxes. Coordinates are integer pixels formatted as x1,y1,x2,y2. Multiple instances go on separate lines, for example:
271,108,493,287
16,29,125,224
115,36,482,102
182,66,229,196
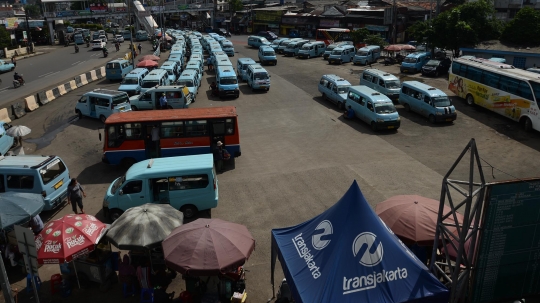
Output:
270,181,449,303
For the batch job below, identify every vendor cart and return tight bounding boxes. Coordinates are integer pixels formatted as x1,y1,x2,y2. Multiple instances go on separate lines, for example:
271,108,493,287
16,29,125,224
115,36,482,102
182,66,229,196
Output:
62,241,119,292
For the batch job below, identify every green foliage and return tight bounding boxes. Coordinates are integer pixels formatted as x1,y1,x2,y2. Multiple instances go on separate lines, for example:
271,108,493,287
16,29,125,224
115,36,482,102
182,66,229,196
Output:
350,28,369,45
406,21,434,45
24,4,41,17
364,34,388,48
0,26,11,49
501,7,540,45
228,0,243,12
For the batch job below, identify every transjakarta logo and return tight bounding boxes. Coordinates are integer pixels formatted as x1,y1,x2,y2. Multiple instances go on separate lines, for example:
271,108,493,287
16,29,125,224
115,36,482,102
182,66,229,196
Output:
343,232,408,295
312,220,333,250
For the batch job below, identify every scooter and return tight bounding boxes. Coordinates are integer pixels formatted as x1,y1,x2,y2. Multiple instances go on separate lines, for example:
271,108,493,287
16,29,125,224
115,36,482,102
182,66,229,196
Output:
103,49,108,58
86,41,90,47
13,75,24,88
75,45,79,53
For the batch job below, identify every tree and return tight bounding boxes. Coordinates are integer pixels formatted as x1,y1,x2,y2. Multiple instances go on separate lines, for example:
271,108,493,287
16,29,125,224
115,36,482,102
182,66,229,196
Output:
350,28,369,45
364,34,387,48
406,21,434,45
228,0,243,13
0,26,10,49
432,9,477,57
24,4,41,17
501,7,540,45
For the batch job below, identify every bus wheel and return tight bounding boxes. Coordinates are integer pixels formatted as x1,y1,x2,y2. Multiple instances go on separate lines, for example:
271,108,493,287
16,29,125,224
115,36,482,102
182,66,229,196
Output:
181,205,198,219
109,209,123,222
522,117,533,132
404,104,411,112
466,94,475,106
131,105,138,111
100,115,107,123
121,157,136,168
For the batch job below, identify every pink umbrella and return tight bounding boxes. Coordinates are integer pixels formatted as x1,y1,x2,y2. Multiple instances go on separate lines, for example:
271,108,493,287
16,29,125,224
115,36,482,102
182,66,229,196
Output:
376,195,464,246
399,44,416,51
138,55,160,62
137,60,159,68
384,44,403,51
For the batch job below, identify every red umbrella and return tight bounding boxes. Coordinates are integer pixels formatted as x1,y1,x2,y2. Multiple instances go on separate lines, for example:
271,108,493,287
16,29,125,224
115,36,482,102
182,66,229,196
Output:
162,218,256,276
384,44,403,51
399,44,416,51
138,55,160,62
375,195,464,246
35,214,107,264
137,60,159,68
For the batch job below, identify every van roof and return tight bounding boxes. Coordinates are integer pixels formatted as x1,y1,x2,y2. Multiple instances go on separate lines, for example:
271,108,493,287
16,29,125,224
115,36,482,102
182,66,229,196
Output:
0,155,58,169
259,45,273,50
248,64,266,71
107,59,128,63
402,81,445,96
322,74,350,84
88,89,126,96
161,61,176,67
237,58,256,64
145,69,167,78
334,45,355,51
126,154,214,179
217,66,235,76
249,35,264,39
349,85,393,102
359,45,380,51
127,68,149,76
363,69,399,80
181,69,197,77
106,106,237,124
406,52,430,58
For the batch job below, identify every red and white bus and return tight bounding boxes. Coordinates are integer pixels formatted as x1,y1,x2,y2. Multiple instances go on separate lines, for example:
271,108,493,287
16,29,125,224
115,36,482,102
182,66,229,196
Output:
316,28,352,45
102,106,241,166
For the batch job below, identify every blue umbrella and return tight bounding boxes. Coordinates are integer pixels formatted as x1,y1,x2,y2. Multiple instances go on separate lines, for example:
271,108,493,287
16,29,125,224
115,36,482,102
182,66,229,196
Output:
0,192,45,229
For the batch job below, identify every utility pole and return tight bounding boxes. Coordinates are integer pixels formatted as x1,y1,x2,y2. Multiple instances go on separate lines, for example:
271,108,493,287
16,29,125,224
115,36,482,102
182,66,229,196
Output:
128,0,135,67
24,8,34,53
160,0,165,45
392,0,397,44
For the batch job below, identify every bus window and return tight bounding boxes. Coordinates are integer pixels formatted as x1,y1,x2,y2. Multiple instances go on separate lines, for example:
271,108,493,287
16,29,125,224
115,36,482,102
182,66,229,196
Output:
185,120,207,136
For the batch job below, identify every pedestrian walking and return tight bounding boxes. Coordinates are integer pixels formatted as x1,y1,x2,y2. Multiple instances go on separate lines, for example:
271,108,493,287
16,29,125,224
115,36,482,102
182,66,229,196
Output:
159,93,168,109
11,56,16,68
29,215,44,235
137,43,142,54
207,57,213,71
213,141,224,173
67,178,86,214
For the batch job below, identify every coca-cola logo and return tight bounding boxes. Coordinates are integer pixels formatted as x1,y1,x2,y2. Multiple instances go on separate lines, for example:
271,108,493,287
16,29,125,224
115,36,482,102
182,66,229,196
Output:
65,235,85,249
83,223,99,237
43,240,61,253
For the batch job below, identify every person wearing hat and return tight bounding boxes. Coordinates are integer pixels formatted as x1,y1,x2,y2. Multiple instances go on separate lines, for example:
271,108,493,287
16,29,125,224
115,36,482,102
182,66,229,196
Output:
213,141,224,173
159,93,168,109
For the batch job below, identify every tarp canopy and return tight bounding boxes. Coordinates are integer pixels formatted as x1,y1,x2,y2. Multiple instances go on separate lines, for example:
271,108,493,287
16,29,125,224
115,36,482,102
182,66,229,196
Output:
271,181,449,303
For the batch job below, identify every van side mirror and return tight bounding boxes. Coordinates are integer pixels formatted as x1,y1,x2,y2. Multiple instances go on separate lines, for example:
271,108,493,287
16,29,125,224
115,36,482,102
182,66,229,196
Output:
119,190,123,195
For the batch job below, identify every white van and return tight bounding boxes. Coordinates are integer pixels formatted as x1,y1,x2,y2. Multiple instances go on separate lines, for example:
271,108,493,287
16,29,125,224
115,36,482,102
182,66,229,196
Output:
247,64,270,91
75,89,131,123
102,154,218,221
359,69,401,101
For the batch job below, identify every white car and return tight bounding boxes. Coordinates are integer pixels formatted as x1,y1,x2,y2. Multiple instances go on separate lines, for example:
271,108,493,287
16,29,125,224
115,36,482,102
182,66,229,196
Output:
114,35,124,43
92,39,106,49
99,35,107,43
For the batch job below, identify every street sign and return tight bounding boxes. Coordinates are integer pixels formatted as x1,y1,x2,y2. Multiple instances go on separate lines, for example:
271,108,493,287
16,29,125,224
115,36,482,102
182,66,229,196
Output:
14,225,39,275
472,179,540,303
22,31,27,39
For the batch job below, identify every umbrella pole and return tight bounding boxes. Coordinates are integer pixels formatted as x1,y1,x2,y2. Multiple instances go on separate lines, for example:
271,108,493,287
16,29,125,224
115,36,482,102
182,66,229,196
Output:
72,260,81,289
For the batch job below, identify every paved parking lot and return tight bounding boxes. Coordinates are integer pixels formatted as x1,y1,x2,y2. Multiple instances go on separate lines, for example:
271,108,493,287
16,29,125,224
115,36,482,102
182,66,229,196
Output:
8,35,540,303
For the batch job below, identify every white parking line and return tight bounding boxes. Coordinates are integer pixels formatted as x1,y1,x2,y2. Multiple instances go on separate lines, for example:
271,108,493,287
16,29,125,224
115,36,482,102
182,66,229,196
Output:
39,72,54,78
71,61,81,66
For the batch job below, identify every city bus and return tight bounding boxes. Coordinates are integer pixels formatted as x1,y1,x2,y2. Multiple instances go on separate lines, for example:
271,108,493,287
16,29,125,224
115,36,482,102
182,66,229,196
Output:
449,57,540,132
101,106,241,167
316,28,352,45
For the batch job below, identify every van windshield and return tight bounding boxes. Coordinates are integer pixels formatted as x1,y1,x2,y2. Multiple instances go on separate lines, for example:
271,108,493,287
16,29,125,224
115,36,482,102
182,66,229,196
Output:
111,175,126,194
332,50,342,55
302,45,310,50
403,57,418,63
433,96,451,107
39,158,67,185
357,51,368,56
167,70,174,76
327,45,337,51
337,86,350,94
254,73,268,80
374,102,397,114
263,51,275,56
142,80,159,88
112,94,129,106
220,77,238,85
121,78,139,84
177,80,194,87
385,81,401,89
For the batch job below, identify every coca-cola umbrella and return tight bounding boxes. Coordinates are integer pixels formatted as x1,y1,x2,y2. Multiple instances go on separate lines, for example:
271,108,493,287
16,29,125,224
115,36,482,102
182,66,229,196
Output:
35,214,107,288
162,218,256,276
138,55,160,62
137,60,159,68
375,195,464,246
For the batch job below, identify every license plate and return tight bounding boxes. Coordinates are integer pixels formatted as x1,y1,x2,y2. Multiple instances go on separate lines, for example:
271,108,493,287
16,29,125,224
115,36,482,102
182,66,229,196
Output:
388,126,395,129
446,118,453,122
118,107,125,111
403,69,408,72
53,179,63,190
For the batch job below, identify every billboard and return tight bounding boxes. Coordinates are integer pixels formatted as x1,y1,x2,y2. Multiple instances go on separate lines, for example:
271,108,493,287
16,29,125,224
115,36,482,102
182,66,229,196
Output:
472,179,540,303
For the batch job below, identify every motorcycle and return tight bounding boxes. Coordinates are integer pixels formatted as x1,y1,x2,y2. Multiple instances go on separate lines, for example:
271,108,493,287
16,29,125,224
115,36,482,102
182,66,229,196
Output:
86,41,90,47
103,49,108,58
75,45,79,53
13,75,24,88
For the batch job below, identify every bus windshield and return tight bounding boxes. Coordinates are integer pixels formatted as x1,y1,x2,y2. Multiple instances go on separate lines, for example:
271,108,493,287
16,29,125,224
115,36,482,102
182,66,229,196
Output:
433,96,451,107
142,81,159,88
374,102,397,114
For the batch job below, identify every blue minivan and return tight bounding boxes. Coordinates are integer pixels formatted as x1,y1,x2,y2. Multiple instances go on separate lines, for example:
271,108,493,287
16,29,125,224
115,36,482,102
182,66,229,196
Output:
258,45,277,65
106,59,134,81
400,52,431,73
346,85,401,131
0,155,70,210
216,66,240,98
118,68,150,96
399,81,457,123
0,123,14,156
236,58,257,81
318,74,351,109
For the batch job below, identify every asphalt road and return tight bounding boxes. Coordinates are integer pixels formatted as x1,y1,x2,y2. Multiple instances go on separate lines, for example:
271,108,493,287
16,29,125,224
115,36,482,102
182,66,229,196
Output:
0,39,147,105
6,35,540,303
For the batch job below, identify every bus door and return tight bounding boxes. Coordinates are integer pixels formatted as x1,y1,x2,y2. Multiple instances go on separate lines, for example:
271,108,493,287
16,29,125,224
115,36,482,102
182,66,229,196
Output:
209,119,226,149
144,124,161,159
